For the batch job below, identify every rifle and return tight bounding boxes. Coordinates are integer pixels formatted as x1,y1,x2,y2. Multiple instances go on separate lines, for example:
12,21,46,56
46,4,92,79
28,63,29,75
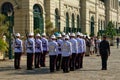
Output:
12,27,17,40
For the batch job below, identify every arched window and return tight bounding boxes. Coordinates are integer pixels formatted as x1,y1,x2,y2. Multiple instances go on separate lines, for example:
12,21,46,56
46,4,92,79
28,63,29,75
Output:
1,2,14,27
55,8,60,32
103,20,105,30
66,12,69,28
33,4,44,33
55,8,60,29
98,19,100,30
77,15,79,28
90,16,94,36
66,12,69,33
101,20,103,30
71,13,75,32
116,22,118,29
100,0,105,3
77,15,81,32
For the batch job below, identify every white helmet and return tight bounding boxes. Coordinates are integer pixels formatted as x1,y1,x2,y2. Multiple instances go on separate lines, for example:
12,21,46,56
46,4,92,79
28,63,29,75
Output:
62,32,66,36
65,35,69,39
67,32,70,36
57,34,62,37
70,33,75,37
29,32,34,36
84,35,87,38
16,33,20,37
88,36,91,39
42,33,46,36
80,33,83,36
51,35,56,39
36,33,40,37
76,32,81,36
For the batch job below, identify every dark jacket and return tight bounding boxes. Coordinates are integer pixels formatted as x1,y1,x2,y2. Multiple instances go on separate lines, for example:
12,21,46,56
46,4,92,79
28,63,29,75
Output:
99,40,110,55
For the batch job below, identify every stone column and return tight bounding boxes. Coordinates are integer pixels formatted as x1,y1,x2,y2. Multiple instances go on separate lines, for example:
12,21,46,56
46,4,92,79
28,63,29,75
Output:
43,11,46,33
94,0,99,36
28,10,33,33
105,0,110,25
14,9,23,34
114,0,115,9
60,0,65,32
114,0,116,9
111,0,113,8
86,7,90,35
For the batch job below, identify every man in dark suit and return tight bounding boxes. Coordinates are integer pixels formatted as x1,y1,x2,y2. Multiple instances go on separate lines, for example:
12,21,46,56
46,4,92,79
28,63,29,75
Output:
99,36,110,70
116,37,120,48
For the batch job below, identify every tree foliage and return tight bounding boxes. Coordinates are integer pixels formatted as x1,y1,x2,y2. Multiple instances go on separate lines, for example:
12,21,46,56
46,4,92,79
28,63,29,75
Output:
34,28,41,35
0,14,9,52
0,39,8,52
0,14,9,38
45,19,58,37
105,21,117,38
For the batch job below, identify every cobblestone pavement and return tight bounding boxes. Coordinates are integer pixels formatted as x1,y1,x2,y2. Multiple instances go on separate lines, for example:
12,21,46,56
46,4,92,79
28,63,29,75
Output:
0,46,120,80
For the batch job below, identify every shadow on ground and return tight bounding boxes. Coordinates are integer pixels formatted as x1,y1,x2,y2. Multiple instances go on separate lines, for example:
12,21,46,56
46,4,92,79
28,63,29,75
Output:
0,65,51,75
4,66,63,76
0,66,14,72
79,69,101,72
13,67,51,75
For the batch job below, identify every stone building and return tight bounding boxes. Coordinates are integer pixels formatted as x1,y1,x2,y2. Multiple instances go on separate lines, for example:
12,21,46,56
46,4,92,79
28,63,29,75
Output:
0,0,119,36
81,0,119,36
0,0,45,35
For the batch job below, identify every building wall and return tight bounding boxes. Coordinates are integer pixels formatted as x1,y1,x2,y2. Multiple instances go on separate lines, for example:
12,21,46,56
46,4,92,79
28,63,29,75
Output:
63,0,80,32
105,0,118,27
81,0,119,36
118,8,120,28
0,0,120,36
0,0,45,36
98,1,106,34
45,0,80,32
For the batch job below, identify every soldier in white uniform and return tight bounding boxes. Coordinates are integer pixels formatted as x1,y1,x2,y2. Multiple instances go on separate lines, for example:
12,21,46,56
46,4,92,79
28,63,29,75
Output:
96,37,101,56
25,33,35,70
67,32,70,36
48,35,58,72
61,35,72,73
69,33,78,71
75,32,83,69
34,33,43,68
80,33,86,68
56,34,63,71
13,33,23,69
62,32,66,40
40,33,48,67
61,32,66,69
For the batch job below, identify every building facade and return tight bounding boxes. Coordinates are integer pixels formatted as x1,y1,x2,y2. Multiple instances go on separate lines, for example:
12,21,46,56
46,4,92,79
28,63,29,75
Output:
81,0,119,36
0,0,119,36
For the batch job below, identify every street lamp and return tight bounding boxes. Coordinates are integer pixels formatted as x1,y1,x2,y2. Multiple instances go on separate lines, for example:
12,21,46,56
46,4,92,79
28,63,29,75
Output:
7,10,13,59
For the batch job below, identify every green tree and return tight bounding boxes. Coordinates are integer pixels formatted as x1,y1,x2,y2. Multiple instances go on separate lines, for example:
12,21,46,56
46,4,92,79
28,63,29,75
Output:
0,14,9,38
45,19,58,37
105,21,117,46
105,21,117,38
34,28,41,35
0,14,8,52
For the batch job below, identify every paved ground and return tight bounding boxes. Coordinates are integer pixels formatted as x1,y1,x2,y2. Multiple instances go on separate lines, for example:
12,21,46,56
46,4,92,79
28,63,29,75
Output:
0,46,120,80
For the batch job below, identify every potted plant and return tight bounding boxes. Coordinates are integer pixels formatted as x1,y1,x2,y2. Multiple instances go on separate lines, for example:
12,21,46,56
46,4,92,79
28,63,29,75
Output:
105,21,117,46
45,19,58,37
